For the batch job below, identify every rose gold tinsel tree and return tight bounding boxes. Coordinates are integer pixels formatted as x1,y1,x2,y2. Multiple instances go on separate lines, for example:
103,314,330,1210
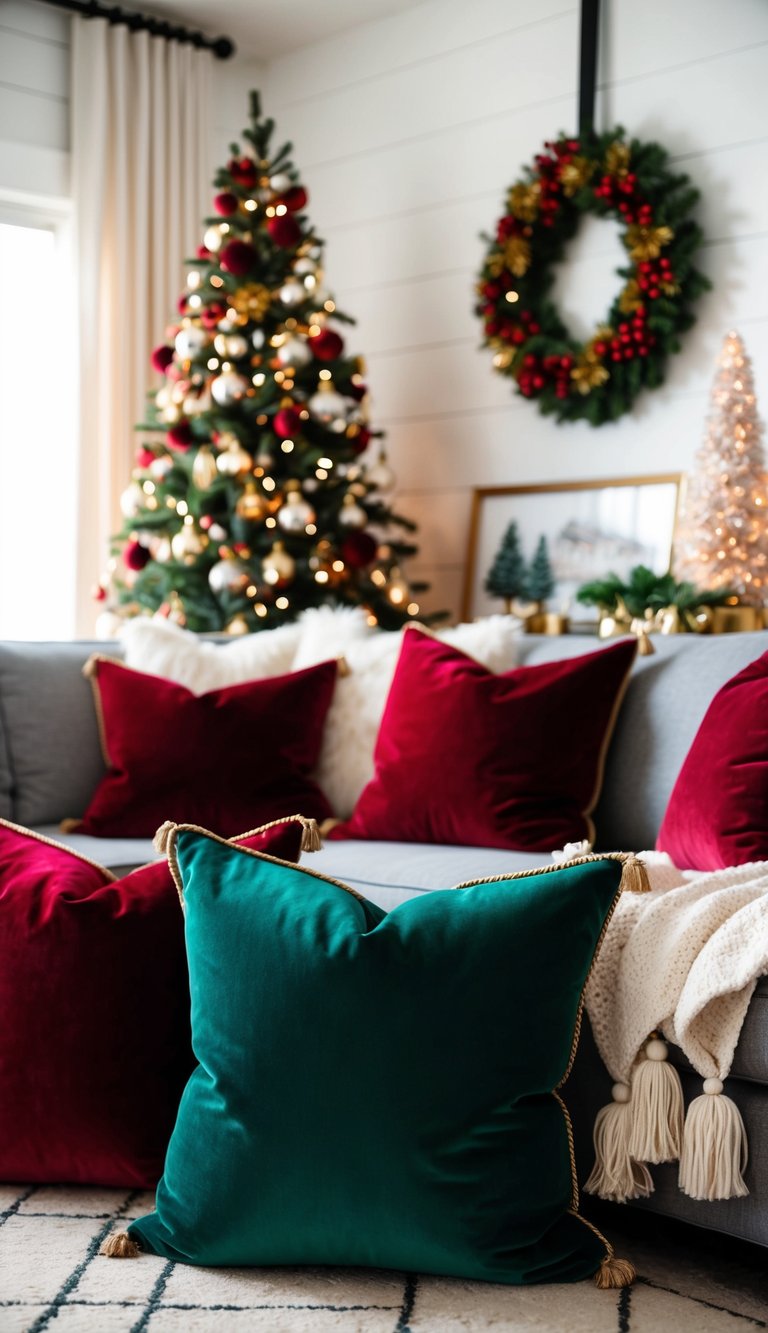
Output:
673,331,768,607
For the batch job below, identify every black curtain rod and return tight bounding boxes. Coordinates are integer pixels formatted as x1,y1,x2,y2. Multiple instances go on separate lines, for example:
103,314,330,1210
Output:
42,0,235,58
577,0,600,135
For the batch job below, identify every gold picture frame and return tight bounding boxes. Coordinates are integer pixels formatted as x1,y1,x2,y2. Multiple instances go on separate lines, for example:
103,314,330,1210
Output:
462,474,684,623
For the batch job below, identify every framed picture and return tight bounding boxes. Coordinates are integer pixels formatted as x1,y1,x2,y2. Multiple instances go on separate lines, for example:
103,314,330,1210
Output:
462,474,683,624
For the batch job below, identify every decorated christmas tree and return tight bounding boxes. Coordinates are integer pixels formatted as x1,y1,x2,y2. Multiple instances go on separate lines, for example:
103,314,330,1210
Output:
525,536,555,604
485,522,526,610
673,331,768,606
97,92,422,634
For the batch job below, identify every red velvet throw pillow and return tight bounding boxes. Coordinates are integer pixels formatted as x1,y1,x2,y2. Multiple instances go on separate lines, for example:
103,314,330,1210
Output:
657,650,768,870
330,629,637,851
0,815,309,1187
72,655,337,837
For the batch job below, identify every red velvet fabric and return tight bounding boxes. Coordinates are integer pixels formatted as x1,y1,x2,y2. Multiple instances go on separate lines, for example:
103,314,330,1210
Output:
330,629,637,851
657,650,768,870
76,656,337,837
0,817,303,1187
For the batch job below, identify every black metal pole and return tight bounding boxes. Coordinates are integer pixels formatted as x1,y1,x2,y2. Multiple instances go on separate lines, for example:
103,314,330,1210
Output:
578,0,600,136
41,0,235,58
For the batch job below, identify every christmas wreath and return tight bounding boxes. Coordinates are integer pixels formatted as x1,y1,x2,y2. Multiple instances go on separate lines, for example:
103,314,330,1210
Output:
476,128,710,426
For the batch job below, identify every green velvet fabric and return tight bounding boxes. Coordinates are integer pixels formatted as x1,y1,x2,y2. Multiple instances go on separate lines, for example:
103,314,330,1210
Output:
129,834,622,1283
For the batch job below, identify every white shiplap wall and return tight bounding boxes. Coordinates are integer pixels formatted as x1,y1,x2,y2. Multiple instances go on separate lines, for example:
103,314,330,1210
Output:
250,0,768,617
0,0,70,198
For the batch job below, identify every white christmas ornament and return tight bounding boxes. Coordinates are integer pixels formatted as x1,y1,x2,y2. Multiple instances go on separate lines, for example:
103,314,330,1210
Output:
149,454,174,479
203,225,224,252
279,279,305,308
225,334,249,359
339,497,368,529
211,371,249,406
278,488,316,533
294,257,316,276
269,172,292,193
308,385,349,420
175,326,207,359
252,329,265,350
277,336,312,368
184,388,212,416
209,558,250,594
120,482,145,519
366,458,396,491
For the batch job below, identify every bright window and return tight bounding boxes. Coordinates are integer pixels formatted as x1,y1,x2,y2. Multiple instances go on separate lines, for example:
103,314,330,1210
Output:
0,214,76,639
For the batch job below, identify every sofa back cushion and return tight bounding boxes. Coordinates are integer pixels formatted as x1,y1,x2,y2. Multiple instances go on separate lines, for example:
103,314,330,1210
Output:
517,631,768,850
0,641,115,826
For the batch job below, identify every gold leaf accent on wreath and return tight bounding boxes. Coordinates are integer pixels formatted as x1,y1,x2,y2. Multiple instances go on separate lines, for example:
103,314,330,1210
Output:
571,358,610,394
507,181,541,222
619,280,643,314
660,277,681,296
626,224,674,262
605,140,631,178
492,347,516,369
231,282,272,321
504,235,532,277
559,156,594,196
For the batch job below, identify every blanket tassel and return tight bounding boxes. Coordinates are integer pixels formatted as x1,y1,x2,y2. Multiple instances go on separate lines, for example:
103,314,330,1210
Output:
678,1078,749,1201
628,1037,684,1164
101,1231,141,1259
584,1082,653,1203
595,1253,636,1289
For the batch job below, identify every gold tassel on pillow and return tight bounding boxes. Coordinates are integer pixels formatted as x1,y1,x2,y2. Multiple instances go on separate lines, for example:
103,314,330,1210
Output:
101,1231,141,1258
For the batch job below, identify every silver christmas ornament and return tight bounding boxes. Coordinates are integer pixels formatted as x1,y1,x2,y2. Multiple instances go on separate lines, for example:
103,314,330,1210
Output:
211,370,249,406
208,558,250,594
277,336,312,368
175,326,207,359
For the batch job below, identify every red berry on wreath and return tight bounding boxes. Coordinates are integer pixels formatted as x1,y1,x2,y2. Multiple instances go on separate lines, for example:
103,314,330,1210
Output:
124,540,151,572
220,239,258,276
214,192,239,216
309,328,344,361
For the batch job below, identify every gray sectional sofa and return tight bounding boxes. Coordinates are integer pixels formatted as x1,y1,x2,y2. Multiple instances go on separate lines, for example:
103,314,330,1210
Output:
0,630,766,1246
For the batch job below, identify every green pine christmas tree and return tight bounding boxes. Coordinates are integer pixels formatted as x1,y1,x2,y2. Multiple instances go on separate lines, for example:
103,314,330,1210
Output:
97,91,423,634
485,521,526,608
525,535,555,604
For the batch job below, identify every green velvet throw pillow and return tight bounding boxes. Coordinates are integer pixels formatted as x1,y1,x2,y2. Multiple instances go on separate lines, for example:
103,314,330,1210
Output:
116,827,638,1288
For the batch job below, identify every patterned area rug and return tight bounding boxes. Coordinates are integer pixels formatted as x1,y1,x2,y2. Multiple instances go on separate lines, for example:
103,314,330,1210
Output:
1,1184,766,1332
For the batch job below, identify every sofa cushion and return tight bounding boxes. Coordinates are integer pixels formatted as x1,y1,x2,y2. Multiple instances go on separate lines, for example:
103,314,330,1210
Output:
128,824,626,1283
517,632,768,851
73,655,338,838
0,815,308,1187
0,641,112,826
656,649,768,869
331,629,636,851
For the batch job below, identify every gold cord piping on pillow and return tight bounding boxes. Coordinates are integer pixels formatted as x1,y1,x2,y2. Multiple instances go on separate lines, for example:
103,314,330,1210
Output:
0,815,117,882
581,642,638,846
572,1211,636,1288
454,850,650,895
81,654,118,768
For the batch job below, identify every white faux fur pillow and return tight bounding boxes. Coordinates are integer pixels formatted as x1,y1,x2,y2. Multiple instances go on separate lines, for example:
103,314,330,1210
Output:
296,616,523,819
119,617,302,694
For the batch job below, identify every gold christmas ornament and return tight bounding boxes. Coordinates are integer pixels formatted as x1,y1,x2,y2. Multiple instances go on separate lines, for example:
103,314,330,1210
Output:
570,357,610,394
503,235,532,277
262,541,296,586
171,522,207,564
231,283,272,321
236,483,268,521
216,441,253,477
192,446,218,490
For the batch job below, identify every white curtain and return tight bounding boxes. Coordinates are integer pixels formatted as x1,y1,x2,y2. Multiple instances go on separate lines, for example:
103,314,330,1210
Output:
71,19,211,634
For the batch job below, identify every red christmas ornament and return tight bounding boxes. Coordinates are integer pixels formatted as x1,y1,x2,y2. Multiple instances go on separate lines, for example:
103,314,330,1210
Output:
196,245,211,260
92,584,107,602
340,530,378,569
214,192,239,217
123,540,151,572
151,344,174,374
347,382,367,401
201,301,227,330
220,240,257,277
177,295,188,315
309,328,344,362
267,215,301,248
282,185,308,213
273,406,302,439
136,446,155,469
350,426,371,456
166,421,193,451
228,156,257,188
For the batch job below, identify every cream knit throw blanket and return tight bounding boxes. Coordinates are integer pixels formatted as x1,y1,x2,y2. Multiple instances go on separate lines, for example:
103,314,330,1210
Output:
575,850,768,1205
